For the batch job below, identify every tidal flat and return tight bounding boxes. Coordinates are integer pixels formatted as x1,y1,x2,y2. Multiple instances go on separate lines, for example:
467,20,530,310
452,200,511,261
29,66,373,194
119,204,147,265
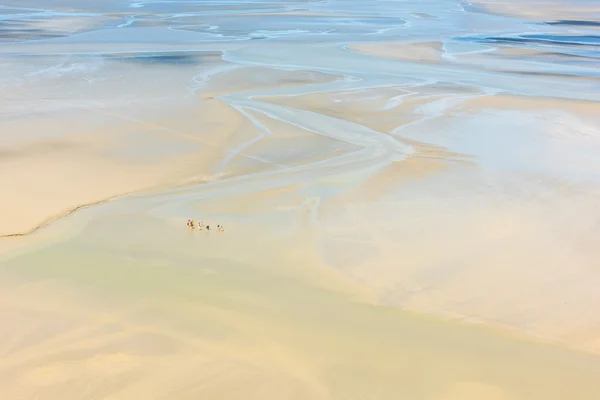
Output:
1,0,600,399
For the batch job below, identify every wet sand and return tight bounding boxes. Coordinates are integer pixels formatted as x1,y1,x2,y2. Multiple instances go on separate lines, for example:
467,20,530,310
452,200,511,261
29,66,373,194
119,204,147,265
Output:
348,42,445,64
2,215,600,399
471,0,600,22
2,0,600,399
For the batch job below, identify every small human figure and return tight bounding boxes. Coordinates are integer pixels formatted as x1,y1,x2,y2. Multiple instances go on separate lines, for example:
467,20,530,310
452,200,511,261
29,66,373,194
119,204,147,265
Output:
217,225,224,232
206,225,210,231
198,220,204,230
190,220,195,229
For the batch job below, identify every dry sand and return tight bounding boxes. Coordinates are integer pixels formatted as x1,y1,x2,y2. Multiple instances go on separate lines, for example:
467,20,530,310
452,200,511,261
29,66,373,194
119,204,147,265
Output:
2,0,600,398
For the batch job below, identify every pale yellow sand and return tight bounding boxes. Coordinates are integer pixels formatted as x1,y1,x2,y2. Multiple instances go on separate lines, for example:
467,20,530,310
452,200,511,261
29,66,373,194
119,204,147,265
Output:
3,53,600,361
257,82,482,134
197,67,337,100
2,213,600,400
2,6,600,398
348,42,444,64
410,12,440,19
0,101,234,237
463,94,600,116
0,63,338,237
254,82,600,355
471,0,600,21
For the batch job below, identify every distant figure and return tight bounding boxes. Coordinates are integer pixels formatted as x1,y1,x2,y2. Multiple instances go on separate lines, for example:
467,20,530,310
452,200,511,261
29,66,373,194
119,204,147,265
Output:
198,220,204,230
206,225,210,231
190,220,195,229
217,225,224,232
186,219,190,227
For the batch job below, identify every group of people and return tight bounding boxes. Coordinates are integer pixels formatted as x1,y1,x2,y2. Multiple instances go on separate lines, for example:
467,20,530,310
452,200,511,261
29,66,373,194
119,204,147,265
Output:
186,219,224,232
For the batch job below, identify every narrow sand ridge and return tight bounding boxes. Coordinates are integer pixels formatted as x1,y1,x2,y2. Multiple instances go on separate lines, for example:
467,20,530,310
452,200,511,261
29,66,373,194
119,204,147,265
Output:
348,42,445,64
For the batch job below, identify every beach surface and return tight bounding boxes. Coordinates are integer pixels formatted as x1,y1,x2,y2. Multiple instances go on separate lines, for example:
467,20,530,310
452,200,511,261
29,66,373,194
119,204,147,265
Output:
2,0,600,399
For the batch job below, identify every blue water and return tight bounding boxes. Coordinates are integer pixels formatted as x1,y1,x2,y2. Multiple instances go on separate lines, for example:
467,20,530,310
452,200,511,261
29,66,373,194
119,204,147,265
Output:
2,0,600,184
1,0,598,94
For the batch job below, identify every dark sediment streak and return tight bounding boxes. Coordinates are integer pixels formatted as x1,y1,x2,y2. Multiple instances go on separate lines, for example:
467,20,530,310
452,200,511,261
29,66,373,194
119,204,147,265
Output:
546,20,600,27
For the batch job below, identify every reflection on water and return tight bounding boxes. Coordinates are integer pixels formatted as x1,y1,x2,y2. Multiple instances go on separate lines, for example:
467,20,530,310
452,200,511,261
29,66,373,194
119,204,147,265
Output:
107,51,222,65
547,20,600,26
467,34,600,46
